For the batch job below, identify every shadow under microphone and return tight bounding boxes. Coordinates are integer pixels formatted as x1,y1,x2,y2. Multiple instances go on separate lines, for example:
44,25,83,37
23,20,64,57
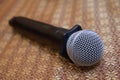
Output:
9,16,104,67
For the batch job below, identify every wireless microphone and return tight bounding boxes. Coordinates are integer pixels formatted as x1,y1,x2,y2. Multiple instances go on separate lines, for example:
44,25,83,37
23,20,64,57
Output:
9,16,104,66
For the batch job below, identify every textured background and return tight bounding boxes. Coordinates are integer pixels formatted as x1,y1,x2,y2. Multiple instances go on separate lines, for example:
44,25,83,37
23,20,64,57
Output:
0,0,120,80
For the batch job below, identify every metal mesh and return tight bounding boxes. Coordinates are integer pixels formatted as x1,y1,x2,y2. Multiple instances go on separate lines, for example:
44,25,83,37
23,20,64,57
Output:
67,30,104,66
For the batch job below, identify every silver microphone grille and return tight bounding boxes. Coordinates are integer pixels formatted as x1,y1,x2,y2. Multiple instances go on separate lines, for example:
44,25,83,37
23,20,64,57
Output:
66,30,104,66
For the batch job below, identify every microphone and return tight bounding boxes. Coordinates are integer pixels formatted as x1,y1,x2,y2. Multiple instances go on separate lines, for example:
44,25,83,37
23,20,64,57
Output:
9,16,104,66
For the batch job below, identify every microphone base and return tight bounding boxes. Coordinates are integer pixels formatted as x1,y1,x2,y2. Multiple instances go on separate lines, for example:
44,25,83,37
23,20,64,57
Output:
60,25,82,62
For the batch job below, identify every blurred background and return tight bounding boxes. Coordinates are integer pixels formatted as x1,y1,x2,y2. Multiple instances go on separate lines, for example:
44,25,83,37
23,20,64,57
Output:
0,0,120,80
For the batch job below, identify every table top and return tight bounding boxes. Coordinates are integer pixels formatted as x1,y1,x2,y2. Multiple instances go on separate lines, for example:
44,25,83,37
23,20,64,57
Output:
0,0,120,80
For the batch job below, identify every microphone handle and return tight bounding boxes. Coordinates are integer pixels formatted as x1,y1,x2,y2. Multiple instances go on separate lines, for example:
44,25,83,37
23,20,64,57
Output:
9,16,68,40
9,16,82,60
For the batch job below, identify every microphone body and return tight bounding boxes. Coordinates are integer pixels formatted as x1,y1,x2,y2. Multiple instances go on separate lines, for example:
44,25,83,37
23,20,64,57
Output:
9,17,82,61
10,17,69,40
9,17,104,66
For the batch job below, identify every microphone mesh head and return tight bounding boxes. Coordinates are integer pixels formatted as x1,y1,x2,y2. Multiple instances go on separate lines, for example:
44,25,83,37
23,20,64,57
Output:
67,30,104,66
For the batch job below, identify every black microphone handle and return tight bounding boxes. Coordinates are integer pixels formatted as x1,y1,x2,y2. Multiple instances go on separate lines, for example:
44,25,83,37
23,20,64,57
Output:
9,16,82,60
9,16,68,40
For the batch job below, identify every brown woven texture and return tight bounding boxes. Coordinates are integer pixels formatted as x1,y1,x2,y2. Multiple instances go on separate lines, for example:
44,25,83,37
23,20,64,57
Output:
0,0,120,80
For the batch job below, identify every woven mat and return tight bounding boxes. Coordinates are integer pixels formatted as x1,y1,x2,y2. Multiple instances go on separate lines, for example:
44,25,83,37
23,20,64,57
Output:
0,0,120,80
